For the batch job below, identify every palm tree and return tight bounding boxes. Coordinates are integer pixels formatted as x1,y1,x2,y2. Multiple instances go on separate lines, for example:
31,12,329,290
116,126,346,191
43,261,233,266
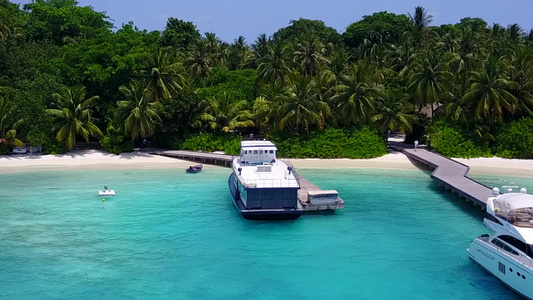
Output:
293,38,327,77
252,34,271,60
447,28,483,94
0,96,24,149
257,42,292,84
116,81,162,140
408,51,453,116
507,24,524,44
136,49,187,101
408,6,433,32
227,36,253,70
204,32,221,54
326,47,350,78
276,77,331,134
333,63,381,126
47,86,102,150
186,40,213,78
387,42,417,77
462,55,518,122
195,92,254,132
252,96,273,133
371,90,417,134
408,6,433,47
508,46,533,116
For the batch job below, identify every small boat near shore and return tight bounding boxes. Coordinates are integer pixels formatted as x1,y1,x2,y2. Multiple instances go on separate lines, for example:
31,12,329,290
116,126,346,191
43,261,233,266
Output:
186,165,203,173
98,186,115,196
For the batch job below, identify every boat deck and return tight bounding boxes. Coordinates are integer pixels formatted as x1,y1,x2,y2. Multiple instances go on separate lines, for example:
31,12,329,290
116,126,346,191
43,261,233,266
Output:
151,149,344,212
298,176,345,211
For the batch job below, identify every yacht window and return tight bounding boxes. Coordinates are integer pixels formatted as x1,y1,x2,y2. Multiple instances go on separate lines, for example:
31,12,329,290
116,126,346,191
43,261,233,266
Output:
491,238,505,249
269,150,274,154
259,150,263,154
492,238,519,256
253,150,258,154
499,235,527,253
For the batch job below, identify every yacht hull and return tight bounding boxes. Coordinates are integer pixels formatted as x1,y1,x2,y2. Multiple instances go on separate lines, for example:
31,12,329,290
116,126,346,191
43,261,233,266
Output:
228,173,302,220
467,238,533,299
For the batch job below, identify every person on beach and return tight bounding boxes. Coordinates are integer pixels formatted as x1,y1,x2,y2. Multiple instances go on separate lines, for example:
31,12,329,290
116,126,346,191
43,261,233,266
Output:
414,140,419,151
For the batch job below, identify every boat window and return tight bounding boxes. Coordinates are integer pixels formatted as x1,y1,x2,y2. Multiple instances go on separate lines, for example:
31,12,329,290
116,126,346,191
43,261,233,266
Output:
253,150,258,154
486,214,503,226
259,150,263,154
508,207,533,228
492,238,519,256
499,235,527,253
269,150,274,154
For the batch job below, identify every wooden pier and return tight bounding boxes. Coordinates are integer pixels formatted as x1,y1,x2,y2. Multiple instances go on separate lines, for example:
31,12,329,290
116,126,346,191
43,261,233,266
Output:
151,150,343,212
150,150,234,167
401,148,494,209
297,176,345,211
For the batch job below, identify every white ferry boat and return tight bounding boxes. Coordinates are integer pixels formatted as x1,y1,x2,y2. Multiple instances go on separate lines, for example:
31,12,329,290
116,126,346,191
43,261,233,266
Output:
228,140,303,220
467,187,533,299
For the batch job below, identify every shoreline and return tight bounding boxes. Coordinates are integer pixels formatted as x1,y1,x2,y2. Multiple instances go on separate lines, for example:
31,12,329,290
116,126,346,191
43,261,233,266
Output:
0,150,532,179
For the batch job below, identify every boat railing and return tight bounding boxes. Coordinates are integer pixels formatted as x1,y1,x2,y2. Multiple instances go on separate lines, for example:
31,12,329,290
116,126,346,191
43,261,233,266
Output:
518,254,533,268
241,178,300,188
282,159,301,186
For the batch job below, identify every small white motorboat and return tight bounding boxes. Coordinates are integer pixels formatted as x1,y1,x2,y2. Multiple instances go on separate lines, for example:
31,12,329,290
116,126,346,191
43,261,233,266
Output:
98,186,115,196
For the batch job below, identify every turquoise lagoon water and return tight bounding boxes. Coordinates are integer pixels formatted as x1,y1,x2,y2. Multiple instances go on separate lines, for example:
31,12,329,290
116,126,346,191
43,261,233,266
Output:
0,168,531,300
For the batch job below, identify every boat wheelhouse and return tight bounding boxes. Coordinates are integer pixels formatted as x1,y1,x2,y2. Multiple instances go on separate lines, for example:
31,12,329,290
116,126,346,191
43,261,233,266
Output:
228,140,303,220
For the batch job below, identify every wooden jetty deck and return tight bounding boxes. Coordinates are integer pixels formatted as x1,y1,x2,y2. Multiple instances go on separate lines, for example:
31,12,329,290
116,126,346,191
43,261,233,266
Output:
297,176,345,211
149,150,234,167
151,150,343,212
401,148,494,209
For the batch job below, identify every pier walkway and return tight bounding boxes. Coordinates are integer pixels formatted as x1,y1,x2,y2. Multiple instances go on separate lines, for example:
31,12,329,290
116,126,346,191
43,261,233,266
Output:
149,149,234,167
150,149,343,212
401,148,494,209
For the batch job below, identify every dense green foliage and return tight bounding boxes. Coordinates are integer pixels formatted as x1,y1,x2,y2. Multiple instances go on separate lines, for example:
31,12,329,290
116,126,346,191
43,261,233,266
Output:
1,1,532,158
427,122,492,158
271,127,388,159
495,117,533,158
343,12,412,48
99,125,134,155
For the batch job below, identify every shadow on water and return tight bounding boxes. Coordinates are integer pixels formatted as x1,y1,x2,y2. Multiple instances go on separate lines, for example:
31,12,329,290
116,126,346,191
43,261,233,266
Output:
428,181,486,221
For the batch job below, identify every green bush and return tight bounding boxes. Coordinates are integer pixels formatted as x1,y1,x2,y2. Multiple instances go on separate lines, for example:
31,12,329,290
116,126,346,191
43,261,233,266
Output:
496,117,533,159
42,136,68,155
269,127,388,159
181,133,241,155
99,126,134,155
153,128,386,158
427,121,492,158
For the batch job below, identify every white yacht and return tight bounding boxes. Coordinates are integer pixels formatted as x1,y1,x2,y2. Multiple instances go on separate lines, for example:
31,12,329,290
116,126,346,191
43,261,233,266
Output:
467,187,533,299
228,140,303,220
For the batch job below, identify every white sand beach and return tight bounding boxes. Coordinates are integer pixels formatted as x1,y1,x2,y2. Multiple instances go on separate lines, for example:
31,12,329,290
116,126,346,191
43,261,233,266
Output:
0,150,532,178
0,150,214,174
289,154,533,178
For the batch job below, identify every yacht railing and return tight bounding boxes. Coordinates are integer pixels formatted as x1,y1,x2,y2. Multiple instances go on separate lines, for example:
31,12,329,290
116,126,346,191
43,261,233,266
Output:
241,178,300,188
282,159,301,186
518,254,533,268
481,236,533,269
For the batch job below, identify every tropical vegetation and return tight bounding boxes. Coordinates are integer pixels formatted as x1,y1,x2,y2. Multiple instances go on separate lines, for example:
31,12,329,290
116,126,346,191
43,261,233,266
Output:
1,1,533,158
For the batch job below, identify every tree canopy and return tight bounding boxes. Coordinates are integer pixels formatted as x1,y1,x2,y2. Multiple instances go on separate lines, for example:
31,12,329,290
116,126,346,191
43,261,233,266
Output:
1,1,533,158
